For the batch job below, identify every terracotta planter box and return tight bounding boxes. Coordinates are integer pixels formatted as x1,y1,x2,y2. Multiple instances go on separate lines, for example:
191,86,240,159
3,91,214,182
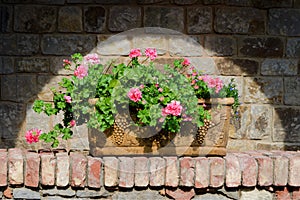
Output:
88,98,234,156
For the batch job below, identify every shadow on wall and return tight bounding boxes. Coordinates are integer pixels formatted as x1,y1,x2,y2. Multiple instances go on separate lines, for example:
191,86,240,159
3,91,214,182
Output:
0,27,300,152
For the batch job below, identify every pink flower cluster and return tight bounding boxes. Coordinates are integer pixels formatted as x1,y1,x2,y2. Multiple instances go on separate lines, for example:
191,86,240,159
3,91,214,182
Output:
25,128,42,144
64,95,72,103
145,48,157,60
127,88,142,102
162,100,182,117
129,48,142,59
63,59,71,67
182,58,191,66
69,120,76,127
84,53,100,65
74,65,88,79
201,75,223,93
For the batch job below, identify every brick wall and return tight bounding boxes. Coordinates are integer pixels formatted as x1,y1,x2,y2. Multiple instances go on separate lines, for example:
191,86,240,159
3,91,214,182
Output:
0,148,300,199
0,1,300,151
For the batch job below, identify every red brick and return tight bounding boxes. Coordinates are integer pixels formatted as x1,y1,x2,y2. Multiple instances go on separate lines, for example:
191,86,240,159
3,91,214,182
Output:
70,152,87,187
195,157,209,188
103,157,119,187
87,156,101,188
255,156,273,186
119,157,134,188
166,188,195,200
275,187,291,200
289,156,300,186
225,154,241,187
40,153,56,186
8,148,23,185
292,187,300,200
3,187,12,199
149,157,165,187
209,157,225,188
180,157,194,187
237,154,257,187
0,151,7,186
24,152,40,187
165,157,179,187
134,157,149,187
273,155,289,186
56,152,69,187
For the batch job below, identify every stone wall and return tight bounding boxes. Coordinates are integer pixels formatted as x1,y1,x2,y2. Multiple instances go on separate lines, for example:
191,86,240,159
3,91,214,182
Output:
0,0,300,151
0,148,300,200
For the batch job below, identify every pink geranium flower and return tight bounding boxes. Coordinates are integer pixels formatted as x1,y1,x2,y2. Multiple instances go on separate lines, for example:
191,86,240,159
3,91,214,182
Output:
84,53,100,65
162,100,183,117
182,58,191,66
25,128,42,144
145,48,157,60
158,88,163,92
200,75,223,93
127,88,142,102
129,48,141,59
63,59,71,67
70,120,76,127
74,65,88,79
64,95,72,103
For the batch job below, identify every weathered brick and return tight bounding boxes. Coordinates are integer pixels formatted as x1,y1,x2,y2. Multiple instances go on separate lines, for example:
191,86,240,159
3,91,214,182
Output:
179,157,194,187
273,156,289,186
261,59,298,75
134,157,149,187
104,157,119,187
108,6,141,32
14,6,56,33
166,188,195,200
16,57,49,73
0,6,12,32
284,77,300,106
204,36,236,56
119,157,134,188
239,37,284,58
56,152,69,187
255,156,273,186
149,157,165,187
252,0,292,8
58,6,82,32
289,156,300,186
0,34,39,55
244,77,283,104
41,35,96,55
87,156,101,188
40,153,56,186
269,9,300,36
0,151,7,186
144,7,184,32
70,152,87,187
237,154,257,187
275,187,291,200
165,157,179,187
273,107,300,142
215,58,258,75
209,157,225,188
225,154,241,187
215,7,265,34
24,152,40,187
187,7,212,34
84,6,106,33
195,157,209,188
292,187,300,200
8,148,23,185
286,38,300,58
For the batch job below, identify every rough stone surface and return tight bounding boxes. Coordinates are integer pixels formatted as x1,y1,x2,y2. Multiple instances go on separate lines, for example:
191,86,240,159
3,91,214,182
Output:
8,149,23,185
112,189,165,200
132,34,168,55
225,155,241,187
165,157,179,187
144,7,184,32
193,193,231,200
40,153,56,186
224,0,253,6
210,157,225,188
204,36,236,56
16,57,49,73
87,156,101,188
190,57,216,75
14,6,56,33
269,9,300,36
215,7,265,34
13,188,41,199
108,6,141,32
24,152,40,188
215,58,258,75
0,151,7,186
56,152,69,187
273,107,300,142
42,188,76,197
180,157,195,187
166,188,195,200
284,77,300,105
104,157,119,187
169,35,203,56
286,38,300,58
240,188,273,200
119,157,134,188
0,57,14,74
239,37,284,57
41,35,96,55
97,35,131,56
255,156,273,186
237,154,257,187
273,155,289,186
0,34,39,55
134,157,149,187
70,152,87,187
58,6,82,32
0,6,13,32
187,7,212,33
261,59,298,75
149,157,165,187
289,156,300,186
77,188,110,198
195,157,209,188
252,0,292,8
84,6,106,33
244,77,283,104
